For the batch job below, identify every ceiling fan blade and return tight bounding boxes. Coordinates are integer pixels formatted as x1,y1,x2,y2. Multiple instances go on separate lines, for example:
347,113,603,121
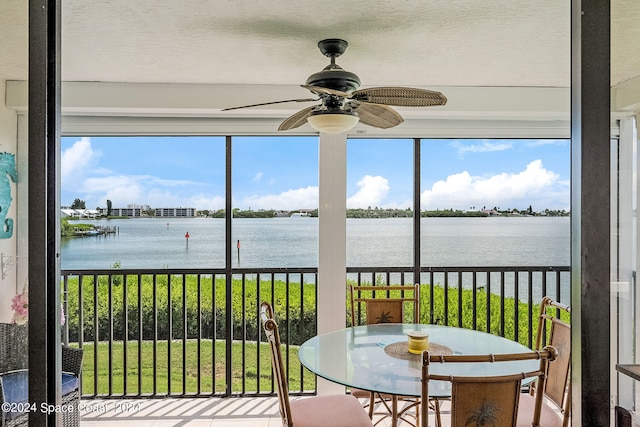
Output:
301,85,351,98
278,106,316,131
351,87,447,107
222,98,316,111
352,103,404,129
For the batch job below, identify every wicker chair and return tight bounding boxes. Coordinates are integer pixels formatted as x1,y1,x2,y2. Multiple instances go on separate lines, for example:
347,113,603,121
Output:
0,323,84,427
517,297,571,427
260,302,373,427
421,347,558,427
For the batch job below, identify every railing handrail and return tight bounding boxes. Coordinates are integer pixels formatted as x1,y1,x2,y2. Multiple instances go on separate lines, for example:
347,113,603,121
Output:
63,265,570,274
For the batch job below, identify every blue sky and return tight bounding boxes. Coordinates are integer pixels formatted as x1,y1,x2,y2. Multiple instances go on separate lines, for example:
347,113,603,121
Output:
61,136,570,212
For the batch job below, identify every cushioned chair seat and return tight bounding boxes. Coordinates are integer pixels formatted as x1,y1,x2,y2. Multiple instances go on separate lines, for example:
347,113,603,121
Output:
290,394,374,427
1,370,79,422
516,393,564,427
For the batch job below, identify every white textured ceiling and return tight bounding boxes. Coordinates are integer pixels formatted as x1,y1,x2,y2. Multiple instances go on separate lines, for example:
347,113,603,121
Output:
58,0,572,88
1,0,640,117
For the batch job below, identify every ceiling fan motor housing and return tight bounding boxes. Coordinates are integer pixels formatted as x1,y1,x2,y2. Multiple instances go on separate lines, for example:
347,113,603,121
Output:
307,38,361,93
306,66,361,93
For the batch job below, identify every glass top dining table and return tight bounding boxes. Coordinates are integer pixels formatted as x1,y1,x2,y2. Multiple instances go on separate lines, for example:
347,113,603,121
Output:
298,323,537,399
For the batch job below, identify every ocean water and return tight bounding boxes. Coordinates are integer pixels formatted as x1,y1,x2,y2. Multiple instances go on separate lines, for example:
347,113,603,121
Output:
61,216,570,270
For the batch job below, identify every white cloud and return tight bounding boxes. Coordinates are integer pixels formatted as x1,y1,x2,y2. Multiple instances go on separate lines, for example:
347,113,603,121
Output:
450,140,513,157
61,138,319,211
78,174,208,209
347,175,390,208
421,160,568,210
63,138,567,213
191,195,226,210
525,139,568,148
61,137,101,185
378,200,413,210
235,175,401,211
239,186,318,210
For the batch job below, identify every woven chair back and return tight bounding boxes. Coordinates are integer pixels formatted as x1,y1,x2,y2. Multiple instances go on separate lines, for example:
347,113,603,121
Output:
534,297,571,426
421,347,557,427
0,323,28,372
349,284,420,326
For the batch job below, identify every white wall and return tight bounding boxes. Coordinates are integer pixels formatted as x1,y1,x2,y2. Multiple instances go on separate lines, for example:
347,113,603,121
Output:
0,81,20,323
0,0,27,323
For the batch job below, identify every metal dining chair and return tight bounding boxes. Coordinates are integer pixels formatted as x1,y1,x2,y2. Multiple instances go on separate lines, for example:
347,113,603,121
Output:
260,302,373,427
516,296,571,427
421,347,558,427
348,284,425,425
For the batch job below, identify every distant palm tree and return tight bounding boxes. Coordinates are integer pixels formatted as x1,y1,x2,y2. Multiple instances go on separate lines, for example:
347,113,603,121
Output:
465,400,499,426
375,310,394,323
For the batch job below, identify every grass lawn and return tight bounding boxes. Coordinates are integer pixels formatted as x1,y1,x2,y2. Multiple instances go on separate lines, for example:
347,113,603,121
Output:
79,339,315,396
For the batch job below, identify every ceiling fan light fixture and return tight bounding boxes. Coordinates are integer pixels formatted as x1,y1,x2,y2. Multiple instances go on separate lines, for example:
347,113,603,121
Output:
307,110,359,134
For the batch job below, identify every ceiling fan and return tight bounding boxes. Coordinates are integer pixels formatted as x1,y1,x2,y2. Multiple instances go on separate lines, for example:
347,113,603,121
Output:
222,38,447,133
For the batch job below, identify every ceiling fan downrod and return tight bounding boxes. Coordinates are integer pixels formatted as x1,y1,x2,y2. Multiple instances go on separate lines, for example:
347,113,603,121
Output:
306,39,361,93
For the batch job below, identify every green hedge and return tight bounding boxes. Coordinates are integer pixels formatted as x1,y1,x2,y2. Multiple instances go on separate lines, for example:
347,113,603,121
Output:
65,274,316,345
64,274,561,347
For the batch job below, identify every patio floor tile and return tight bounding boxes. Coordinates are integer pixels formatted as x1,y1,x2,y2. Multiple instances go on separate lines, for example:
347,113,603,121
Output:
79,396,447,426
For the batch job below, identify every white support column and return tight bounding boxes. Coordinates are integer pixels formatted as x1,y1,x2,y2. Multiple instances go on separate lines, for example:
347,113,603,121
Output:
317,131,347,395
616,117,635,410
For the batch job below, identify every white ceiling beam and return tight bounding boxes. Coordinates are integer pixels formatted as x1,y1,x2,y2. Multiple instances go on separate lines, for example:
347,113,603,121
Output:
56,115,570,139
7,80,570,118
7,80,573,138
612,75,640,113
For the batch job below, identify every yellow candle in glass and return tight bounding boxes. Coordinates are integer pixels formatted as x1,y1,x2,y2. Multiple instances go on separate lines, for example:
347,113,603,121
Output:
407,331,429,354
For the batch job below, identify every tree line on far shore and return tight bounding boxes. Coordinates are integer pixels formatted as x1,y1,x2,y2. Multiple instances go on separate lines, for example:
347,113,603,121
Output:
198,207,570,219
66,197,570,220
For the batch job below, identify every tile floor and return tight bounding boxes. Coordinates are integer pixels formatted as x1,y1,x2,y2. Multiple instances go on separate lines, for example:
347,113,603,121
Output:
79,396,445,426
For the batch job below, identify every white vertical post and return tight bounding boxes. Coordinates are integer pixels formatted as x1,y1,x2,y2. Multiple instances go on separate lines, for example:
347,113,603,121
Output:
317,131,347,395
616,117,634,409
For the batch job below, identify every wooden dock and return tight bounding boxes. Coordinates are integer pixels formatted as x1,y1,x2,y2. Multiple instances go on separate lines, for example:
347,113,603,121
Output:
73,226,118,236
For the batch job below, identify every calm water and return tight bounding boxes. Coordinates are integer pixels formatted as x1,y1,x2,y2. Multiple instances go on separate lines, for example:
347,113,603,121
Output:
61,217,570,270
